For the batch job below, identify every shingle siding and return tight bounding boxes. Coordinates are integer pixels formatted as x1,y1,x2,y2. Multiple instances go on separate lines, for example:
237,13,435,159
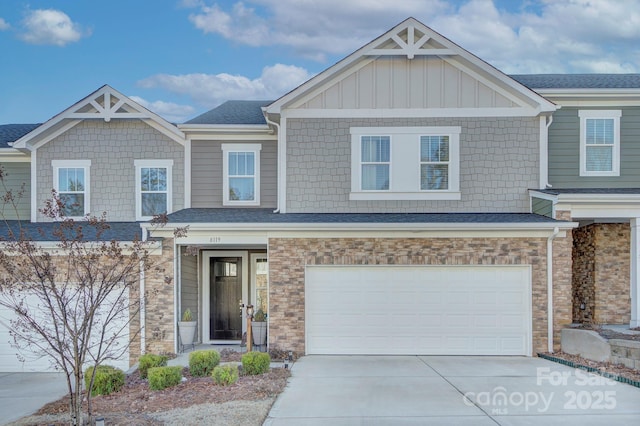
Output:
548,106,640,188
36,120,184,221
286,117,539,213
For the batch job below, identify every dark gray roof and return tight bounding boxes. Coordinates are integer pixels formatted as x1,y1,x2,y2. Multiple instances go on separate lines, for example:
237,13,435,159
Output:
534,188,640,195
166,208,567,224
0,221,143,242
0,124,41,148
510,74,640,89
185,100,273,125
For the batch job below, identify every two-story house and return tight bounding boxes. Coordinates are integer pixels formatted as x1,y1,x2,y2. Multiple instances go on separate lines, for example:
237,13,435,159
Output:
0,18,636,371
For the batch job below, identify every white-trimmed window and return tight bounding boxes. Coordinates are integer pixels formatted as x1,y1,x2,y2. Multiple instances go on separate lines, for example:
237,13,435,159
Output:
222,144,261,206
579,110,621,176
135,160,173,220
52,160,91,218
350,127,460,200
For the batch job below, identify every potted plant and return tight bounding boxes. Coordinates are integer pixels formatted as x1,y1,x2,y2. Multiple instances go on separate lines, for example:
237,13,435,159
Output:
252,309,267,346
178,308,197,349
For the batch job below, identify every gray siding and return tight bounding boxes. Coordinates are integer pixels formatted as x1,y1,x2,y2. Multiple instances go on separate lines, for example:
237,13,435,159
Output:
191,140,277,208
36,120,184,221
548,107,640,188
286,117,539,213
0,162,30,220
180,247,199,342
532,197,553,217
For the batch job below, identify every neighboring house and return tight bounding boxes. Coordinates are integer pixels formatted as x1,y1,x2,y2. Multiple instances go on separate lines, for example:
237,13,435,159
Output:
0,18,637,371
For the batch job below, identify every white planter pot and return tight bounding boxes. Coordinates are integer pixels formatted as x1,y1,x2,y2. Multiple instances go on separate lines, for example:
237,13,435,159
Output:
178,321,197,346
252,321,267,346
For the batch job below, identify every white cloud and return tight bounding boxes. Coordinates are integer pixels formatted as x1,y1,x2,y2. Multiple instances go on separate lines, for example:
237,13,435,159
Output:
138,63,312,109
129,96,196,123
20,9,86,46
0,18,10,31
185,0,640,72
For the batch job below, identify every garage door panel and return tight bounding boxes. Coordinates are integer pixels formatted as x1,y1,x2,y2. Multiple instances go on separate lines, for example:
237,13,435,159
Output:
306,265,531,356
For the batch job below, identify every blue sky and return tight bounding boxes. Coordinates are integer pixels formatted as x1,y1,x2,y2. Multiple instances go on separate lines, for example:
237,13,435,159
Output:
1,0,639,124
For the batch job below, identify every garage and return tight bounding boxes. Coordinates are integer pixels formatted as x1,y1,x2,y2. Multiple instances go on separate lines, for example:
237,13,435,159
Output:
0,293,130,372
305,265,532,356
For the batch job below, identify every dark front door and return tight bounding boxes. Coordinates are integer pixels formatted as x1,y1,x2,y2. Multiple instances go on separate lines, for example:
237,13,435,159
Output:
210,257,243,340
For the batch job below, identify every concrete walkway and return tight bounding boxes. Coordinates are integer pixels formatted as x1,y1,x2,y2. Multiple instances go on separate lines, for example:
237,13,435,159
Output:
264,355,640,425
0,372,67,425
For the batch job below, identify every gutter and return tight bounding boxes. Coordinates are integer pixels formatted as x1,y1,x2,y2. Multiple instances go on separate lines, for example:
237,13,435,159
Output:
547,226,560,353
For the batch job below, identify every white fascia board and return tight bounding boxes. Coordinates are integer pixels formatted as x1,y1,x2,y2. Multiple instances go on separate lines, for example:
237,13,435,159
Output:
528,190,558,202
561,203,640,219
0,240,163,254
144,221,577,237
282,107,541,119
557,194,640,203
536,88,640,97
178,124,271,131
0,149,31,162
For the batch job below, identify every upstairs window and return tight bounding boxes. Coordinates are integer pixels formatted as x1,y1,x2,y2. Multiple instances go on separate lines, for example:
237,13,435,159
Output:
361,136,390,190
222,144,261,206
135,160,173,220
350,127,460,201
52,160,91,218
579,110,621,176
420,136,449,190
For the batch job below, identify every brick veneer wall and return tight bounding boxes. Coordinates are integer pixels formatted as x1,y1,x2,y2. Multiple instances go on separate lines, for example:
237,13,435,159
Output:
572,223,630,325
268,235,573,355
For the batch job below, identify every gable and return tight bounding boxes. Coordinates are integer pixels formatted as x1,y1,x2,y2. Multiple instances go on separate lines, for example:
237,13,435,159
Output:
12,85,184,150
266,18,556,117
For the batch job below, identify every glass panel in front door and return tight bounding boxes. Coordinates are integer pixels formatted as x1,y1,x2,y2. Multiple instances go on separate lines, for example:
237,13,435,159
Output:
210,257,243,340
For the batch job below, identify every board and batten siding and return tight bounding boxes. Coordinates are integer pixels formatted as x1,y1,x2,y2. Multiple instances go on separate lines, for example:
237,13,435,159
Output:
180,247,199,342
0,162,30,220
286,117,539,213
190,140,277,208
548,107,640,188
299,56,520,110
532,197,553,218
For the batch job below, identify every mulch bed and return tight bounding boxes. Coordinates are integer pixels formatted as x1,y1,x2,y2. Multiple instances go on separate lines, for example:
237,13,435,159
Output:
35,351,290,420
539,351,640,386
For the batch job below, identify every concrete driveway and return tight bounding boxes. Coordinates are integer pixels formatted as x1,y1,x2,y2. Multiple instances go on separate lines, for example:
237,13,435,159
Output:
0,372,67,425
264,355,640,425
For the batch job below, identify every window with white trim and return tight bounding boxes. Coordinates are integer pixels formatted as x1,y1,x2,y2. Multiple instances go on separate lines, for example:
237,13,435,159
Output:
135,160,173,220
350,127,460,200
52,160,91,217
222,144,261,206
579,110,621,176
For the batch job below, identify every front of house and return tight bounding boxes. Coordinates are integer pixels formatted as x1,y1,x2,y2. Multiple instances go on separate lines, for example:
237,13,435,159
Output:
1,18,638,371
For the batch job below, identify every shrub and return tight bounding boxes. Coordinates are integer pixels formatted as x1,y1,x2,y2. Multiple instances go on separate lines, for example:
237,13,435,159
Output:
189,350,221,377
241,351,271,375
84,365,125,396
148,366,183,391
139,354,168,379
212,364,239,386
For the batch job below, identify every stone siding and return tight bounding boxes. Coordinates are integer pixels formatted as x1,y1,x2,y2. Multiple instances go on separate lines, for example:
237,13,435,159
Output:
37,120,184,221
572,223,630,325
553,210,574,348
286,117,539,213
268,235,573,356
140,238,176,359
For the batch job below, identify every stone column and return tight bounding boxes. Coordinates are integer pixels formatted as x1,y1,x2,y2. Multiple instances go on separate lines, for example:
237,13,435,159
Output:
631,219,640,328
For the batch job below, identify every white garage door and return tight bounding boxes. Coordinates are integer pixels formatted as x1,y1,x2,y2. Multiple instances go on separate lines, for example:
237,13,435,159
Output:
0,292,130,372
306,265,531,356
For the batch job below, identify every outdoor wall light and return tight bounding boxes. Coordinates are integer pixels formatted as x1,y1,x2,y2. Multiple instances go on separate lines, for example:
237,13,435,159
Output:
95,417,105,426
580,302,586,311
247,304,254,318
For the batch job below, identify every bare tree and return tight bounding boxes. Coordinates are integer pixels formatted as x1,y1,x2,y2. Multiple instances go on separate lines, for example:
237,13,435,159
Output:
0,168,176,425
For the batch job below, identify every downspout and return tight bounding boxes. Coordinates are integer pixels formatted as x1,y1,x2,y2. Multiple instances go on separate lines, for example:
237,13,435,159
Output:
139,226,147,356
547,226,560,353
543,115,554,188
264,114,281,213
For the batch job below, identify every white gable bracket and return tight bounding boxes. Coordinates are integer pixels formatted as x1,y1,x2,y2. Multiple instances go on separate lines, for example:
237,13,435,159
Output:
366,24,455,59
